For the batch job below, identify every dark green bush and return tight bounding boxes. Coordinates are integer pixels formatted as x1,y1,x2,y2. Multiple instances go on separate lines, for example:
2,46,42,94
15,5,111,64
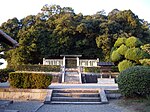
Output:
9,64,60,72
9,72,52,89
111,66,119,72
118,66,150,97
118,60,135,72
0,68,14,82
83,67,100,73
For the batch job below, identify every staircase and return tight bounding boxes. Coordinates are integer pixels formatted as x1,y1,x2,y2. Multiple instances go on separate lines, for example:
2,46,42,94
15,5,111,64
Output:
64,68,80,84
50,89,102,104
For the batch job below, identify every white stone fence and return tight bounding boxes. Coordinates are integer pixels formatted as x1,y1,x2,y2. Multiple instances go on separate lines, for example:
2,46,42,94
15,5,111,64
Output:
43,58,99,67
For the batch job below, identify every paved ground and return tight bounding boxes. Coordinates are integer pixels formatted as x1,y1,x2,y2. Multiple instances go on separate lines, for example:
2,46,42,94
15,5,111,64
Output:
37,103,129,112
0,100,130,112
0,82,129,112
0,101,43,112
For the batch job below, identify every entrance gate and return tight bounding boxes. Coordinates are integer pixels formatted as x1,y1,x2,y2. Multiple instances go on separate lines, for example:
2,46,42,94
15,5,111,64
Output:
60,55,82,68
65,58,77,68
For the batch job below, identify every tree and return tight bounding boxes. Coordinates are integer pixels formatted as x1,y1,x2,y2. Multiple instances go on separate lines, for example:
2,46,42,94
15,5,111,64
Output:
0,4,150,68
111,36,150,71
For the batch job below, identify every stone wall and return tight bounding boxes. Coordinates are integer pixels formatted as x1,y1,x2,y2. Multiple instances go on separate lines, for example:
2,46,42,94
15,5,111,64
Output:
0,88,51,101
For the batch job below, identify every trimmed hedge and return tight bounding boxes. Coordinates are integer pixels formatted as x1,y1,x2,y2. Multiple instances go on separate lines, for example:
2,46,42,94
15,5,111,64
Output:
118,66,150,97
9,64,60,72
83,67,100,73
0,69,14,82
9,72,52,89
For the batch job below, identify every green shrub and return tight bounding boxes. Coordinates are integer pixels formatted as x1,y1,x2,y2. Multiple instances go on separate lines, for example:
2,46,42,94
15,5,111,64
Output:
118,66,150,97
125,48,148,61
118,60,135,72
139,59,150,66
111,51,122,62
114,37,126,47
0,69,14,82
125,36,142,48
9,72,52,89
9,64,60,72
83,67,100,73
117,44,128,55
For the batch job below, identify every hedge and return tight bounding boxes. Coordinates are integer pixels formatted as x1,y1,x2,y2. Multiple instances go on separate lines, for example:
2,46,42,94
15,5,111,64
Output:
9,72,52,89
118,66,150,97
0,69,14,82
9,64,60,72
83,67,101,73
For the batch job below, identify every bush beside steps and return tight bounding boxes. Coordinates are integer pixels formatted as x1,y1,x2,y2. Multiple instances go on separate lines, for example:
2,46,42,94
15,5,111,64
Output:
117,66,150,97
9,72,52,89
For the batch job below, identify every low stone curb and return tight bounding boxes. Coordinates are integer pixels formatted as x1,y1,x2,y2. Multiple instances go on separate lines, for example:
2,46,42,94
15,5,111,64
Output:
99,89,109,104
44,90,53,104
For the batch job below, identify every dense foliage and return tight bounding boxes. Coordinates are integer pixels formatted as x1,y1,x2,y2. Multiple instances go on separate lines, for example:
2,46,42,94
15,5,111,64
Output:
9,64,60,72
118,66,150,97
0,68,14,82
118,60,135,72
83,67,101,73
111,37,150,71
0,5,150,68
9,72,52,89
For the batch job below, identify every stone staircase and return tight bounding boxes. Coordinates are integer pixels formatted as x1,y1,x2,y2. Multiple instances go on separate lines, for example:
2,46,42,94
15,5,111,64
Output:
50,89,102,104
64,71,80,84
63,68,80,84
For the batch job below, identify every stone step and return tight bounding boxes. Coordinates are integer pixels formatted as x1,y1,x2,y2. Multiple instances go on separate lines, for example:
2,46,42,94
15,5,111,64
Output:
52,93,100,97
50,101,103,105
52,89,99,93
51,97,100,102
44,89,108,104
65,74,79,76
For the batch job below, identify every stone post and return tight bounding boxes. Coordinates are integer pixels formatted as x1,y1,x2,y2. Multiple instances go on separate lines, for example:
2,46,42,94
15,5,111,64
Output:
77,57,79,67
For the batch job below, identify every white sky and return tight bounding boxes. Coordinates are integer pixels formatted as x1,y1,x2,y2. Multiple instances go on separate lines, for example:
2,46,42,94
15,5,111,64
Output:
0,0,150,25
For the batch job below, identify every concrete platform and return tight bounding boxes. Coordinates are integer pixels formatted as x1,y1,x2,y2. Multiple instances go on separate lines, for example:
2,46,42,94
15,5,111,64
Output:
48,83,118,90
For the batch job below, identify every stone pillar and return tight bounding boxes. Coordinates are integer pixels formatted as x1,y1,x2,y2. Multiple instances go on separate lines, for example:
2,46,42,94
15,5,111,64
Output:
63,56,65,67
77,57,79,67
43,58,45,65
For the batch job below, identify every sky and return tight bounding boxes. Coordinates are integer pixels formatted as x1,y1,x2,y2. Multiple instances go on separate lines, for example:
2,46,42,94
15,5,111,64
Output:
0,0,150,25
